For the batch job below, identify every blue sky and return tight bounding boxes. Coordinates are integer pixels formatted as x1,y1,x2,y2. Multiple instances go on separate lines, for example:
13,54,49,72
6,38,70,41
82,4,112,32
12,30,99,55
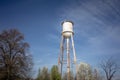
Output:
0,0,120,77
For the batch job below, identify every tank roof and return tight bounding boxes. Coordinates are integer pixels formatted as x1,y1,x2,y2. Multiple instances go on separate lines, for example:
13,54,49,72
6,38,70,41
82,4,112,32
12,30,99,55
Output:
61,20,74,26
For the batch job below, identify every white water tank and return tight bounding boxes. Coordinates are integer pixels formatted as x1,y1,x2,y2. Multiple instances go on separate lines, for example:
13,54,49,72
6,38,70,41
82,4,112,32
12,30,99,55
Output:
62,21,74,38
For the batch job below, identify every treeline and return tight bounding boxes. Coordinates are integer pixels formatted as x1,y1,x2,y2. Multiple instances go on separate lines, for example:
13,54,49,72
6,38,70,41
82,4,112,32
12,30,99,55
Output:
36,64,101,80
36,58,120,80
36,65,61,80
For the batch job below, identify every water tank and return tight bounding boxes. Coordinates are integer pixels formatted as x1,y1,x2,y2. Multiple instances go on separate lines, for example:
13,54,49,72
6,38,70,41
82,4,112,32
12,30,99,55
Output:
61,21,74,38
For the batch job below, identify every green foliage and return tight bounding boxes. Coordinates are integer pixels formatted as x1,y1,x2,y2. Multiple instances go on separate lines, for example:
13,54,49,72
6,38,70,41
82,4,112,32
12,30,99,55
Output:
36,69,41,80
36,65,61,80
50,65,61,80
36,67,50,80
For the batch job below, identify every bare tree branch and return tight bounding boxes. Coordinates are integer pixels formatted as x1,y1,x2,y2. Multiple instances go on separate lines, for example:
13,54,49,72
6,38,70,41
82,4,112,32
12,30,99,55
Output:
100,57,119,80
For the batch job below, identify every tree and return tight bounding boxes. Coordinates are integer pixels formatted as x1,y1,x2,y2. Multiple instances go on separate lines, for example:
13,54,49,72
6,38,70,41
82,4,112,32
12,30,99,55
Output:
100,57,119,80
92,69,102,80
36,67,50,80
0,29,33,80
36,69,41,80
77,62,93,80
62,71,74,80
50,65,61,80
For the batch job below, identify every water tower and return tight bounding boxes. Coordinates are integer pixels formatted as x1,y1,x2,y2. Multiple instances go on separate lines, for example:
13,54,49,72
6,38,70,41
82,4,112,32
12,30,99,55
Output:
58,21,78,80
